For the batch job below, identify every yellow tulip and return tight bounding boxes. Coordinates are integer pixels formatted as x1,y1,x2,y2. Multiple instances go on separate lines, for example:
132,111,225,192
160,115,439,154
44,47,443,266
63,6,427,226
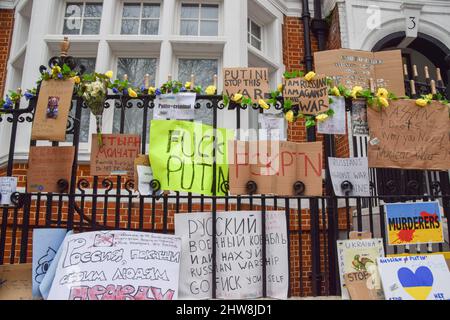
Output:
378,97,389,108
425,94,433,100
148,87,156,95
72,76,81,84
185,82,191,90
415,98,428,107
128,88,138,98
277,83,283,92
205,85,216,95
376,88,389,99
258,99,270,110
52,66,61,74
316,114,329,122
304,71,316,81
285,110,295,123
330,86,340,96
350,86,363,99
105,71,113,79
232,93,243,102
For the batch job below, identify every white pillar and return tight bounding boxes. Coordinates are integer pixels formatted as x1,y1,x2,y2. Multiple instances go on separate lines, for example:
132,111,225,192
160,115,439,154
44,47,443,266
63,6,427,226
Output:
158,0,175,85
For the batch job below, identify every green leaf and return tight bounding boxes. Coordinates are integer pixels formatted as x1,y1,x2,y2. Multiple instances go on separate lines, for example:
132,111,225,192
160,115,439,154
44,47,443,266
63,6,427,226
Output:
326,108,335,116
305,119,316,128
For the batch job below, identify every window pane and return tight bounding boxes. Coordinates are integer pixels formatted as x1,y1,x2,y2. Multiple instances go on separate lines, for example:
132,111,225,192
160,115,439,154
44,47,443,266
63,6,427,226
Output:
141,20,159,35
122,3,141,18
65,3,82,18
181,4,199,19
121,19,139,34
84,3,102,17
200,20,218,36
75,57,96,73
180,20,198,35
251,21,261,39
63,18,81,34
251,36,261,50
143,4,160,18
82,19,101,35
201,4,218,19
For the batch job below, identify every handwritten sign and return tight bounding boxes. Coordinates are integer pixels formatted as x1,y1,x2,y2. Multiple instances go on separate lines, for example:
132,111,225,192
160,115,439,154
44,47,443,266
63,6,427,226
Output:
259,113,286,141
0,177,17,206
153,93,196,120
0,264,33,300
91,134,141,176
351,99,369,136
223,68,269,103
337,238,385,300
317,96,346,135
328,157,370,197
175,211,288,299
283,75,329,115
47,230,181,300
228,140,323,196
344,271,384,300
314,49,405,96
149,120,234,196
31,79,75,142
27,146,75,193
385,201,444,246
368,99,450,170
378,255,450,300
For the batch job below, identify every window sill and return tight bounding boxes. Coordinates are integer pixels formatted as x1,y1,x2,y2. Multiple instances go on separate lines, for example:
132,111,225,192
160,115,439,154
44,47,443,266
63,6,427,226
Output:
105,36,163,55
247,44,281,73
45,35,100,56
169,36,226,54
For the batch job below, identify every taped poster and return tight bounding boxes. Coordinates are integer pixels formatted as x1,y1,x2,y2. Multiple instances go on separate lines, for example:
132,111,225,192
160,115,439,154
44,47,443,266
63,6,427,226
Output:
0,177,17,206
351,99,369,136
153,93,196,120
223,68,270,103
328,157,370,197
317,96,346,135
258,113,286,141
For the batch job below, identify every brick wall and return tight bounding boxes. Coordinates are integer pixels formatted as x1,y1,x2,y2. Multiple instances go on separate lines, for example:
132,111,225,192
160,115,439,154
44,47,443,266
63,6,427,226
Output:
0,9,14,97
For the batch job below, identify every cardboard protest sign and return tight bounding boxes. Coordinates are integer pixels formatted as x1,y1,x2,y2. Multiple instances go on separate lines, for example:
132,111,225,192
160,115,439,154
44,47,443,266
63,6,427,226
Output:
47,230,181,300
283,75,329,115
385,201,444,246
31,79,75,141
91,134,141,176
351,99,369,136
344,271,384,300
314,49,405,96
228,140,323,196
368,99,450,170
317,96,346,135
328,157,370,197
337,238,385,300
175,211,288,299
0,264,33,300
378,255,450,300
153,93,196,120
32,228,67,298
259,113,286,141
223,68,269,103
27,146,75,193
349,231,372,240
149,120,234,196
0,177,17,206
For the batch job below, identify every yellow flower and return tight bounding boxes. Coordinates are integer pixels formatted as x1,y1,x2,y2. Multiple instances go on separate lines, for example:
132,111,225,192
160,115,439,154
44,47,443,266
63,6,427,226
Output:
330,86,340,96
350,86,363,98
277,83,283,92
425,94,433,100
376,88,389,99
316,114,329,122
72,76,81,84
148,87,156,95
232,93,243,102
52,66,61,74
304,71,316,81
415,98,428,107
378,97,389,108
258,99,270,110
205,85,216,95
128,88,138,98
185,82,191,90
285,110,295,123
105,71,113,79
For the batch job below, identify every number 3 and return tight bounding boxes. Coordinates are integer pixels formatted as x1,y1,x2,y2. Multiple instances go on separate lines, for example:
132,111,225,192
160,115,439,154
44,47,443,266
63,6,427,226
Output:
408,17,416,30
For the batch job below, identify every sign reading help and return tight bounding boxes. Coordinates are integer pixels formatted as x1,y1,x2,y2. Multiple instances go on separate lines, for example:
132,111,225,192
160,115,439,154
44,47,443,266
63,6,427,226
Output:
223,68,270,103
283,75,329,115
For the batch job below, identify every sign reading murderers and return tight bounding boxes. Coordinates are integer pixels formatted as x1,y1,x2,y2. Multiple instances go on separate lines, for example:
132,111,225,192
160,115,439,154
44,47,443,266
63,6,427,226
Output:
328,157,370,197
0,264,33,300
385,201,444,246
27,146,75,193
228,140,323,196
317,96,346,135
283,75,329,115
153,93,196,120
31,79,75,141
149,120,234,196
368,100,450,170
175,211,288,299
314,49,405,96
90,134,141,176
378,255,450,300
351,99,369,136
47,230,182,300
223,68,269,103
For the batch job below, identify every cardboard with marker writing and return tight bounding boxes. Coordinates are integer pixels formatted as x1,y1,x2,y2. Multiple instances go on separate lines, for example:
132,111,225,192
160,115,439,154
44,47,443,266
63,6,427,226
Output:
0,263,33,300
31,79,75,141
283,75,329,115
27,146,75,193
344,271,384,300
223,67,269,103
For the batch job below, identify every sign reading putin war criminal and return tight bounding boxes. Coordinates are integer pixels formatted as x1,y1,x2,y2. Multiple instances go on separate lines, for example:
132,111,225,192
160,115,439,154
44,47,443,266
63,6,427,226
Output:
283,75,329,115
223,68,269,103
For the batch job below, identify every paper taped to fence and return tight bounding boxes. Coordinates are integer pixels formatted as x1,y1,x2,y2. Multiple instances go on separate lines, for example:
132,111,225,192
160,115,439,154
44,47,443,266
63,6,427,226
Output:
0,177,17,206
153,93,196,120
328,157,370,197
175,211,288,299
378,255,450,300
317,96,346,135
351,99,369,136
223,68,270,103
0,264,33,300
283,75,329,115
228,140,323,196
368,99,450,170
47,230,182,300
259,113,286,141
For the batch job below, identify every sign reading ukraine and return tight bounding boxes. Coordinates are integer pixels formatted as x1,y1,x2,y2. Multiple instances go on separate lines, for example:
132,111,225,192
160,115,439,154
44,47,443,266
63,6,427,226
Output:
385,201,444,246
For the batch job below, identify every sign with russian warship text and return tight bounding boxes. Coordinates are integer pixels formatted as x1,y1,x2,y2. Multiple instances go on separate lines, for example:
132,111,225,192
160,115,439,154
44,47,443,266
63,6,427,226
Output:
328,157,370,197
368,100,450,170
314,49,405,96
317,96,346,135
337,238,385,300
283,75,329,115
385,201,444,246
228,140,323,196
223,68,269,103
47,231,181,300
378,255,450,300
175,211,288,299
153,93,196,120
149,120,234,196
90,134,141,176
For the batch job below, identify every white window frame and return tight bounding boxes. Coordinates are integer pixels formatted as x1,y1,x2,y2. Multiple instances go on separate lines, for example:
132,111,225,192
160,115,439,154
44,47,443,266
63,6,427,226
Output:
178,1,221,37
61,1,103,36
119,1,161,35
173,55,221,89
247,17,263,51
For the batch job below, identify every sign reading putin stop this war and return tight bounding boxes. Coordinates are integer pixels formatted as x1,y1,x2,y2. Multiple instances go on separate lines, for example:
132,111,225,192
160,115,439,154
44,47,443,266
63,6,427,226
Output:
223,68,269,103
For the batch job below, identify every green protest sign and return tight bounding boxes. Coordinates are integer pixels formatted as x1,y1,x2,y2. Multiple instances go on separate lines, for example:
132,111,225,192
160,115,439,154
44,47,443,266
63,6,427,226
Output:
149,120,234,196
